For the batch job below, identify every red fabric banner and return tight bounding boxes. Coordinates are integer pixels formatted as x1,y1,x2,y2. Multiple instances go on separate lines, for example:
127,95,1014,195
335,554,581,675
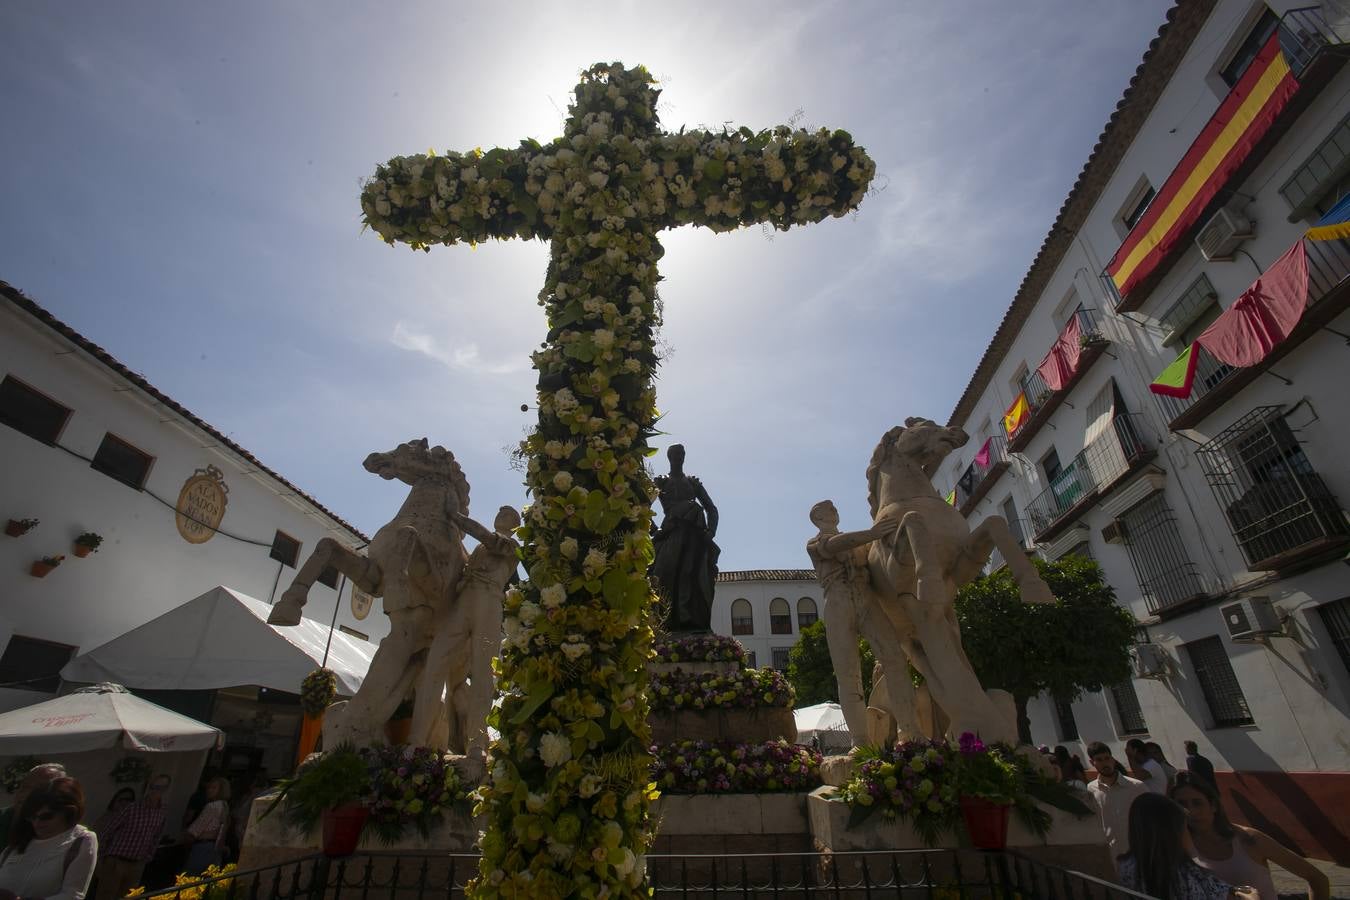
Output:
1196,241,1309,367
973,437,992,468
1036,312,1083,392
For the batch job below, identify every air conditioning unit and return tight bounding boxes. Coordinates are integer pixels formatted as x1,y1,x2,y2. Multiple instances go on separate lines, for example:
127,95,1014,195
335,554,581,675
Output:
1195,206,1255,261
1101,519,1128,544
1221,596,1283,641
1133,643,1168,680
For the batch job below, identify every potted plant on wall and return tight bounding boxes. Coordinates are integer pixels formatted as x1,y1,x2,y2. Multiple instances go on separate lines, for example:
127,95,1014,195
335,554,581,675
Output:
5,518,39,538
73,533,103,557
265,744,371,857
30,555,65,578
953,733,1020,849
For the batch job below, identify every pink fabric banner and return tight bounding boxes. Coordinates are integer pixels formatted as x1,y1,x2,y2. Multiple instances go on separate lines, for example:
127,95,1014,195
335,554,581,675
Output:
1196,242,1309,368
1036,312,1083,392
973,437,992,468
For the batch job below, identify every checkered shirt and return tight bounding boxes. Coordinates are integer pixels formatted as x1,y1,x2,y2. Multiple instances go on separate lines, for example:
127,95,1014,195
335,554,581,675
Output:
101,803,167,862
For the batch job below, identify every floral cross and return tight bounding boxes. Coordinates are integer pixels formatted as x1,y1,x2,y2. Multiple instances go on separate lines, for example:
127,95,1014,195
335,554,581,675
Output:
361,62,874,898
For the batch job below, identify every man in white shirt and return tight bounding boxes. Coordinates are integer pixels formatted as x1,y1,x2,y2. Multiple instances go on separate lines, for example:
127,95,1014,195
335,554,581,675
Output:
1086,741,1148,860
1125,738,1167,794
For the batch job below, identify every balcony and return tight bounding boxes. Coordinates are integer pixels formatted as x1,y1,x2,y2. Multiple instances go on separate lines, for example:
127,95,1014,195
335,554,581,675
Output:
1155,237,1350,430
1026,414,1157,543
954,435,1011,516
1005,307,1110,453
1195,406,1350,571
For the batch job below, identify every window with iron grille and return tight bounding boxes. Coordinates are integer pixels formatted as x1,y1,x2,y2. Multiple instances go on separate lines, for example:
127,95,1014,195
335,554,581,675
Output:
797,597,818,629
771,647,791,671
1195,407,1350,570
0,636,76,694
270,530,301,568
0,376,72,446
1118,492,1206,615
1109,680,1149,735
1280,111,1350,219
1184,636,1254,727
1317,598,1350,677
1052,694,1079,741
770,597,792,634
730,598,754,635
745,651,757,668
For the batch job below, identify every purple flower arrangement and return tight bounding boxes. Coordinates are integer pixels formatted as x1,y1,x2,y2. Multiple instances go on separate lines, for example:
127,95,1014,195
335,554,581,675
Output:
361,745,471,842
836,738,962,845
652,633,749,666
648,667,794,712
651,740,822,794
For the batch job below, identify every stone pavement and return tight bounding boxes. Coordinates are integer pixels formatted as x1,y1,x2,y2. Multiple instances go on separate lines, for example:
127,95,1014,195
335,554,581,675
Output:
1270,858,1350,899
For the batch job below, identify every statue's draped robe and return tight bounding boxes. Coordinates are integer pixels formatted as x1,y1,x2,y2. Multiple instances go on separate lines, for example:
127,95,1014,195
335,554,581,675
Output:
650,474,719,632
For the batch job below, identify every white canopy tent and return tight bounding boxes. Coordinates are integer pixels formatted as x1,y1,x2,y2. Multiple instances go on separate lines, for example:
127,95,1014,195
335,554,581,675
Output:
0,683,221,827
793,701,853,752
61,586,377,695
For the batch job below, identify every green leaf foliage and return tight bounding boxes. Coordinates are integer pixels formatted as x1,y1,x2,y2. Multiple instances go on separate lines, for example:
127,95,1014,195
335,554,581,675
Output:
785,620,875,708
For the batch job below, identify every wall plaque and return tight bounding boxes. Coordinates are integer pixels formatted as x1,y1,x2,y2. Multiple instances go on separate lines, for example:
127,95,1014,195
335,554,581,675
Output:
351,586,374,621
175,465,229,544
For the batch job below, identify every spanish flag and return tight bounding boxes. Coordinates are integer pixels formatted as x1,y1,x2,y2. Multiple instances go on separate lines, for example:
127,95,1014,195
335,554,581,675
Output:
1107,32,1297,300
1149,343,1200,398
1307,193,1350,241
1003,391,1030,438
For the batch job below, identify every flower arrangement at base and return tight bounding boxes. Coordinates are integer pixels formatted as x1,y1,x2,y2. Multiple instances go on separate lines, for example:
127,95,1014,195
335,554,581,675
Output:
649,667,794,712
109,757,151,785
300,668,337,717
265,744,371,835
126,864,236,900
651,740,821,794
2,757,40,794
652,634,748,666
365,745,470,843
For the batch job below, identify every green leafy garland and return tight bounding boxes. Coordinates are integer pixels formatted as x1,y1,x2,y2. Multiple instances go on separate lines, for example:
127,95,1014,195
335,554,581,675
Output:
360,61,874,899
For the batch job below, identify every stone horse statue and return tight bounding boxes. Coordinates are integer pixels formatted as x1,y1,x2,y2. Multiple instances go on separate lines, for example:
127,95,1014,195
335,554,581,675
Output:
863,417,1055,745
268,438,473,749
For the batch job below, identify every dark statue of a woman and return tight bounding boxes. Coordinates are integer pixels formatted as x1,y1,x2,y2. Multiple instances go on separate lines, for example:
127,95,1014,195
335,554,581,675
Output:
649,444,720,633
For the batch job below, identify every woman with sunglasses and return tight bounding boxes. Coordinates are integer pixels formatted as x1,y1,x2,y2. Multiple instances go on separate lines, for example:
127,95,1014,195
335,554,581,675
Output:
0,778,97,900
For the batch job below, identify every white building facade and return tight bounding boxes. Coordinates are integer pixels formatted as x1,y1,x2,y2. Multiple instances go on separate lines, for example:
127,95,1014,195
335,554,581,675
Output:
0,282,381,719
933,0,1350,861
711,570,823,671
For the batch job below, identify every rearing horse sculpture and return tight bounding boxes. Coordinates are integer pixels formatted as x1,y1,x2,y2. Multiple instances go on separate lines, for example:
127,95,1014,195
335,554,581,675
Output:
268,438,470,748
865,417,1054,744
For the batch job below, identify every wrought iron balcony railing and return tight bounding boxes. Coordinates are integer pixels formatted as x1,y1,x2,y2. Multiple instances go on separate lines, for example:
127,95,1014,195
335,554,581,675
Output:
953,434,1010,515
1005,307,1110,452
1027,414,1156,541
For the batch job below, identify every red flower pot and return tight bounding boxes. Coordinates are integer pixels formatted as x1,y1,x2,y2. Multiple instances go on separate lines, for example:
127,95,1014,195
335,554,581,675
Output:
6,520,31,538
321,803,369,857
73,545,93,558
959,796,1011,850
30,561,56,578
384,717,412,745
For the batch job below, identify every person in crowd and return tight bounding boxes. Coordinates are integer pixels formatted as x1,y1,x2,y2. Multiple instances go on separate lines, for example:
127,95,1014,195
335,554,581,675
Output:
230,774,270,857
1185,740,1217,786
1147,741,1180,791
0,777,97,900
1116,792,1249,900
182,778,230,874
1172,773,1329,900
1052,746,1088,790
93,774,170,900
1086,741,1149,859
1126,737,1167,794
0,764,67,851
92,790,135,848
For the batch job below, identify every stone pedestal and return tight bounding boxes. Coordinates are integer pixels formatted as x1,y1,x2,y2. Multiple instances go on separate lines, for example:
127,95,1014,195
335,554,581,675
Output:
647,792,814,885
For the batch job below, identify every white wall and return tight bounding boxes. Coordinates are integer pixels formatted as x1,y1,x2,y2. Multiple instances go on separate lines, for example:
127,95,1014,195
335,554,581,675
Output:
0,304,383,713
711,574,824,670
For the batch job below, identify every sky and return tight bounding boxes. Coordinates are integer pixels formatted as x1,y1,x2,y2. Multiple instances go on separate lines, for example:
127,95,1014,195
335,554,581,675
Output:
0,0,1175,569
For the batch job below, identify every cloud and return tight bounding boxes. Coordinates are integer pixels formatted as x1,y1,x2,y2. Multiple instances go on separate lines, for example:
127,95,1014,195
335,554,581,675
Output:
389,321,525,375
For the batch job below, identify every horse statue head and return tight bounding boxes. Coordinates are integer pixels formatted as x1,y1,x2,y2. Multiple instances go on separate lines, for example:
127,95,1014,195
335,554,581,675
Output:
866,418,969,515
364,438,471,506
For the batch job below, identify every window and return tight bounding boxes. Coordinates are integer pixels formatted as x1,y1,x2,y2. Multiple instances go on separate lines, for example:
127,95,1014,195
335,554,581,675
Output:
1119,177,1156,233
1317,598,1350,677
0,376,72,446
1061,540,1094,561
1109,680,1149,736
1119,492,1206,615
1052,694,1079,741
1052,291,1082,331
1041,448,1063,484
746,651,757,669
1185,636,1254,727
1158,274,1220,348
1008,363,1030,400
90,433,154,490
730,598,754,635
771,647,791,671
317,566,340,589
1001,497,1026,548
270,530,301,568
797,597,818,629
0,636,76,693
1219,8,1279,88
338,624,368,641
770,597,792,634
1279,112,1350,219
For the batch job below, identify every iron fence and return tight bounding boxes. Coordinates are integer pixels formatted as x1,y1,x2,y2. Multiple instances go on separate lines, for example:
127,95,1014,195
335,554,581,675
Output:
1279,5,1348,79
139,850,1156,900
954,435,1010,511
1027,414,1154,539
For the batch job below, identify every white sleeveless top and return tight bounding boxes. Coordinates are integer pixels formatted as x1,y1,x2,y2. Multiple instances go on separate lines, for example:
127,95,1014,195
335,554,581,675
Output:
1196,835,1278,900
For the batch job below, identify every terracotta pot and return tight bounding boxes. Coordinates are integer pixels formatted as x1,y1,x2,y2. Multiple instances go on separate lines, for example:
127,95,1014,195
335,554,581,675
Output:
321,803,369,857
5,520,30,538
73,545,93,558
959,796,1011,850
30,561,56,578
384,716,412,745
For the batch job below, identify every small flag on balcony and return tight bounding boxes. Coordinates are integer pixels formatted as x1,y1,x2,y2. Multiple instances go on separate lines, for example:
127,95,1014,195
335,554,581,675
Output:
1149,343,1199,398
1306,193,1350,241
945,489,957,506
973,437,992,468
1036,312,1082,392
1003,392,1030,437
